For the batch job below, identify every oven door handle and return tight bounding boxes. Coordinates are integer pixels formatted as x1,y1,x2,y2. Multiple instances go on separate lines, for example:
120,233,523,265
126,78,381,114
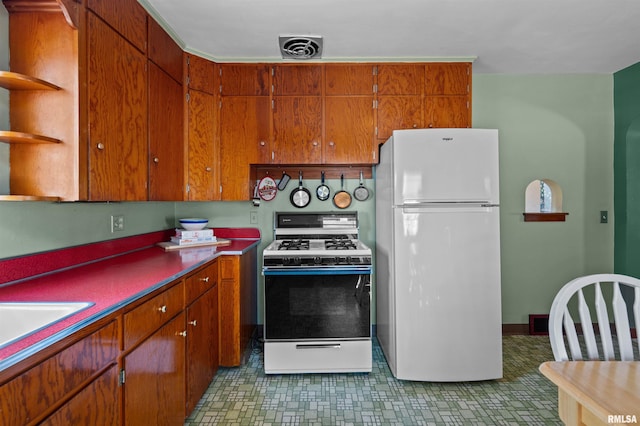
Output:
263,266,372,275
296,343,341,350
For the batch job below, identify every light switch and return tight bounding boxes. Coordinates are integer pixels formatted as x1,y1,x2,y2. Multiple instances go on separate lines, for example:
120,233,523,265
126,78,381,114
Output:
600,210,608,224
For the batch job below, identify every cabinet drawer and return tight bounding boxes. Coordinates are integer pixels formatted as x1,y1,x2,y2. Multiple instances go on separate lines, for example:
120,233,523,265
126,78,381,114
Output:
123,281,184,350
185,260,217,305
0,320,118,425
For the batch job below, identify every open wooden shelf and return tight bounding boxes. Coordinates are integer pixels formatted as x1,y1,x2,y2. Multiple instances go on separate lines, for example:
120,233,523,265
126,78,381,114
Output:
0,131,62,144
523,212,569,222
0,195,61,201
0,71,61,91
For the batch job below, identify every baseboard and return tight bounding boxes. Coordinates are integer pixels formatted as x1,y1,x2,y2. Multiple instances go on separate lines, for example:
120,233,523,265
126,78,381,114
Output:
502,324,530,335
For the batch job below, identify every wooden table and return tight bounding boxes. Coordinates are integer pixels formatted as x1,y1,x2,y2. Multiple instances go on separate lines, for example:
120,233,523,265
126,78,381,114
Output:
539,361,640,425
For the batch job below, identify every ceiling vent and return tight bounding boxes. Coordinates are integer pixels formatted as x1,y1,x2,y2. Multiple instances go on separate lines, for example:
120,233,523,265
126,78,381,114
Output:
279,36,323,60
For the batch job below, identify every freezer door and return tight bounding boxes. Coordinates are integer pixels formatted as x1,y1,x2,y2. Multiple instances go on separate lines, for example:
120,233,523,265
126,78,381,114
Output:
391,128,499,205
393,205,502,381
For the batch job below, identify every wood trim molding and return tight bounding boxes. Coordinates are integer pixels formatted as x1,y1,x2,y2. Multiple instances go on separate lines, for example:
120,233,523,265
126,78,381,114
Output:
2,0,80,29
523,212,569,222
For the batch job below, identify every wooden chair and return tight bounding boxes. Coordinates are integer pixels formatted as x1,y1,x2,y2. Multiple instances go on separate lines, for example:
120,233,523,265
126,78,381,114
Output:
548,274,640,361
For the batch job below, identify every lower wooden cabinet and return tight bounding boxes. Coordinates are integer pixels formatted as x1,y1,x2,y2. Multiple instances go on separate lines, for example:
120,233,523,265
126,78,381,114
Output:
0,254,252,425
123,312,186,426
41,365,120,426
0,320,119,425
219,248,257,366
185,260,219,416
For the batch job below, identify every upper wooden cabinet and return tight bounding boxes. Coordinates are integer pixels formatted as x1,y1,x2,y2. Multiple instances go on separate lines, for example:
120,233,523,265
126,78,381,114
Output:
86,0,147,53
377,64,424,95
87,12,148,201
186,54,216,94
425,62,470,95
325,64,375,95
148,18,182,83
219,64,270,96
376,62,471,141
272,64,322,96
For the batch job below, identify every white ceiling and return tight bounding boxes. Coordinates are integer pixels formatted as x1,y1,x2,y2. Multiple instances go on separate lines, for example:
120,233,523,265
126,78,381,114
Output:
141,0,640,74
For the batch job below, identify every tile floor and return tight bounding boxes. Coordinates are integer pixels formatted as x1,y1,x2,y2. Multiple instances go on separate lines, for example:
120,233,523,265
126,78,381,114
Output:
185,335,560,425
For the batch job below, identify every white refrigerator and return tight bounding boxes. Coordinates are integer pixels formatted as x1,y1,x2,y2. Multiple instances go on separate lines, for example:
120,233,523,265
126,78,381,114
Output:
375,128,502,382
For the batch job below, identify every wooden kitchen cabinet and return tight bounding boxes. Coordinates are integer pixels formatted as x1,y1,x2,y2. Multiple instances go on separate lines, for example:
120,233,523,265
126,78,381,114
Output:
0,320,119,425
376,63,471,142
324,64,376,164
219,96,271,200
123,312,186,426
148,17,182,84
424,62,471,128
272,96,323,164
218,249,258,366
87,12,148,201
219,64,270,96
184,54,219,201
185,261,219,416
86,0,147,53
272,64,322,96
122,280,186,425
148,61,185,201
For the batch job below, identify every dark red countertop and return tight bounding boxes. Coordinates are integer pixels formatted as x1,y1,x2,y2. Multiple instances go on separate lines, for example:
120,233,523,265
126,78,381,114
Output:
0,228,260,371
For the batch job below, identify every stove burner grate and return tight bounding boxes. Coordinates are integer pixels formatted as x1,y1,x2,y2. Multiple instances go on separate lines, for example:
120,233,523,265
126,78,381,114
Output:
325,239,357,250
278,239,310,250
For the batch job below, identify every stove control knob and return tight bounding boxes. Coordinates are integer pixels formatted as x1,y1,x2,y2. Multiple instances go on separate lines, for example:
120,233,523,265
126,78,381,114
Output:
293,257,301,265
313,256,322,264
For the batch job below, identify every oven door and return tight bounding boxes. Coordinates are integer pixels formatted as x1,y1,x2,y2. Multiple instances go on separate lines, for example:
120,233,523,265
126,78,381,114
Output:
263,267,371,341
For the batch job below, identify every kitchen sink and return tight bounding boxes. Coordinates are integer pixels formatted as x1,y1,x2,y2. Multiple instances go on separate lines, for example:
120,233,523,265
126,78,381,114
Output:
0,302,93,348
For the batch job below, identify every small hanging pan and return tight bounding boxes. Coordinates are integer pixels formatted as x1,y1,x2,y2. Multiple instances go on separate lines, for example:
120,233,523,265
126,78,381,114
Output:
333,174,352,209
290,171,311,208
353,171,370,201
316,171,330,201
277,171,291,191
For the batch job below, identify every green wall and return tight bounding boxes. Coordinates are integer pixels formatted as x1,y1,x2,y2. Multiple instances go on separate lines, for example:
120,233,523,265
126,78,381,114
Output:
1,7,617,324
613,62,640,277
473,74,615,324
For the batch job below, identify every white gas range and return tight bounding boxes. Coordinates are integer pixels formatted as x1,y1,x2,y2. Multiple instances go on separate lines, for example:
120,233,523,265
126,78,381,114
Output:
262,212,372,374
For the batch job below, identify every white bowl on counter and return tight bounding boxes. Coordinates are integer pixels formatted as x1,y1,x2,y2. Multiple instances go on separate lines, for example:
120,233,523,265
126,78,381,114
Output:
179,218,209,231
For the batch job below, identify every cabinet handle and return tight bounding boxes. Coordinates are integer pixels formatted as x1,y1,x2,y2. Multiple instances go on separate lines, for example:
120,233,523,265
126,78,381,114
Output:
312,141,318,147
158,305,167,313
412,124,418,128
153,157,159,163
205,167,212,172
428,123,434,128
329,141,335,147
189,320,197,326
200,276,210,283
177,331,187,337
97,142,105,150
260,141,266,146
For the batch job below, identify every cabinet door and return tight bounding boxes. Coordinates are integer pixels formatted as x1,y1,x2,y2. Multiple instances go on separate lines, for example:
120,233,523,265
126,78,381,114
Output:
219,64,270,96
187,89,218,200
325,97,375,164
272,64,322,95
376,96,423,141
149,62,185,201
220,96,270,200
41,366,120,426
425,63,470,95
88,13,147,201
424,96,470,128
185,286,219,417
87,0,147,53
148,17,182,83
186,54,215,94
325,64,374,95
376,64,423,95
272,96,322,164
123,312,186,426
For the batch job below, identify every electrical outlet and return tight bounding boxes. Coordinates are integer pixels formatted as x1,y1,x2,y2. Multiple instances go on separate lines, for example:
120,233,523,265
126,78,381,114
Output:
250,211,258,224
110,215,125,232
